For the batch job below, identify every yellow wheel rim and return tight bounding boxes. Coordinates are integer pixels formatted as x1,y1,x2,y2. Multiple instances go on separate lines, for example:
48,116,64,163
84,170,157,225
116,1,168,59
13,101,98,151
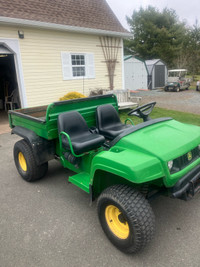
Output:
18,152,27,172
105,205,129,239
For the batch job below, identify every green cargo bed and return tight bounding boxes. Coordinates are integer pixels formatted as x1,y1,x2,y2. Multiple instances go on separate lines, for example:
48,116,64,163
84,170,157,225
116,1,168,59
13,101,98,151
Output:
9,94,118,140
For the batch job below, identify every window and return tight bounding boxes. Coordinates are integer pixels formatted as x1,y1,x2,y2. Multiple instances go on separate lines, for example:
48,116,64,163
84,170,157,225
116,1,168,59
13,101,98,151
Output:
61,52,95,80
71,55,85,77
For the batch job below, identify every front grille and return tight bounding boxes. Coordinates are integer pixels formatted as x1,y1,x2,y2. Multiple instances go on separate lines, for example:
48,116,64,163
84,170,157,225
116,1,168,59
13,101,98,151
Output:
171,147,200,174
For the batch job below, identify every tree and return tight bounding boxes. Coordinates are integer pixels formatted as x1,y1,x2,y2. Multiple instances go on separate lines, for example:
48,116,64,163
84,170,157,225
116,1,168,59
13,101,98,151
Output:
184,21,200,74
173,20,200,74
125,6,186,68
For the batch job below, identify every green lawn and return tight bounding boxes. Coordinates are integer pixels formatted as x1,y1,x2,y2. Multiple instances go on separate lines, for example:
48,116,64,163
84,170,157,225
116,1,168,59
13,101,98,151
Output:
186,75,200,90
119,107,200,126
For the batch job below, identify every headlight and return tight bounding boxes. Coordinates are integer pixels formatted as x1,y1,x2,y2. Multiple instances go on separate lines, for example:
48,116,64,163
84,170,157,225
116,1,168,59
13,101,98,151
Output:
168,160,173,171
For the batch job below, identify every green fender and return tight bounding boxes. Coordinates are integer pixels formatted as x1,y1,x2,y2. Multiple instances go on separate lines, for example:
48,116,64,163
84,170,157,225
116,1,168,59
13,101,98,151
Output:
90,147,165,186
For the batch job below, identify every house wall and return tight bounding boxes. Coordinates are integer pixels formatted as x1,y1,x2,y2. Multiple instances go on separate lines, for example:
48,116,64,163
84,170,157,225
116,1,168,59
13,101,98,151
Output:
0,25,123,107
124,57,147,90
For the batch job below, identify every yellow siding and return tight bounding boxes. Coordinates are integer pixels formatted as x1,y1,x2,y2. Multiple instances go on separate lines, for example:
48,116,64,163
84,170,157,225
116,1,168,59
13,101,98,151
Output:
0,25,123,107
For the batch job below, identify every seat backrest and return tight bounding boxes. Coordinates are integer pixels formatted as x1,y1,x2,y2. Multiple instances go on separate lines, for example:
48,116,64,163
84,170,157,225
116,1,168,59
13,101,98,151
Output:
58,111,89,138
96,104,121,130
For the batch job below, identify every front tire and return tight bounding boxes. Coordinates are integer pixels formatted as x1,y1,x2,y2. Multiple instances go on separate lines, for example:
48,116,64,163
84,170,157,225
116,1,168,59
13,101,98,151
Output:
14,139,48,182
97,185,155,253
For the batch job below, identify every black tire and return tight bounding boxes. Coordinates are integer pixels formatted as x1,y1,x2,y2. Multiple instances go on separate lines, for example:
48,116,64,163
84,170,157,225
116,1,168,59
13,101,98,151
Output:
97,185,155,253
14,139,48,182
164,87,168,92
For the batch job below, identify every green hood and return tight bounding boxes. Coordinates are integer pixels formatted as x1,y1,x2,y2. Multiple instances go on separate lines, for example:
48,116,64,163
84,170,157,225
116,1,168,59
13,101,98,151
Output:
116,119,200,161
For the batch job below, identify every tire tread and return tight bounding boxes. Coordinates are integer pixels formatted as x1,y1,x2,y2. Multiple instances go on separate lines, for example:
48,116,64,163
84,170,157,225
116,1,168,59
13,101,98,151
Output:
97,184,155,253
14,139,48,182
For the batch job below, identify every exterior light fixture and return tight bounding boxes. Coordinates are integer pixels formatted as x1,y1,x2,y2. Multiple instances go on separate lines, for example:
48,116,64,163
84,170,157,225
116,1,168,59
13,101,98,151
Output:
18,30,24,39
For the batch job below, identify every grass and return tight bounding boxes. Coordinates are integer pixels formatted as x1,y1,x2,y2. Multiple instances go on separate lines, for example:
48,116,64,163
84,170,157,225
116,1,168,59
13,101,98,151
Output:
119,107,200,126
186,75,200,90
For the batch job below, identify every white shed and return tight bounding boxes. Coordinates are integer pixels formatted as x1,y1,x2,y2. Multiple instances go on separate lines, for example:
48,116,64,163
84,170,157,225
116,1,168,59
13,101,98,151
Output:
124,55,148,91
145,59,168,89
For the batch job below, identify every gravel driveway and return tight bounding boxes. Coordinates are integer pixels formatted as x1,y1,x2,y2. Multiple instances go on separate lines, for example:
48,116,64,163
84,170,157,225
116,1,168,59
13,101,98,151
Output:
133,90,200,115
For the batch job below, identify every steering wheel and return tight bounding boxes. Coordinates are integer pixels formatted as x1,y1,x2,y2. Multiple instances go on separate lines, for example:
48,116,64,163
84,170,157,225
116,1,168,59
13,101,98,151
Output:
128,102,156,122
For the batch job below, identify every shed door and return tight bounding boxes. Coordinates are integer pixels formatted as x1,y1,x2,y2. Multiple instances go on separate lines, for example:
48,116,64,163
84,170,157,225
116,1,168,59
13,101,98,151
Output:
124,61,147,90
154,65,165,87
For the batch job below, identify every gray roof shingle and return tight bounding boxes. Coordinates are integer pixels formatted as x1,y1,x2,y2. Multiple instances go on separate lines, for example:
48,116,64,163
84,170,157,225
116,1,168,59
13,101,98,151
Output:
0,0,127,33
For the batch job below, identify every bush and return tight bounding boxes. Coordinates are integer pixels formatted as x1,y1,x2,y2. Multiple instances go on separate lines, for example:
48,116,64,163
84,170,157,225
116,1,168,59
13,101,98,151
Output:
89,88,104,96
59,91,85,101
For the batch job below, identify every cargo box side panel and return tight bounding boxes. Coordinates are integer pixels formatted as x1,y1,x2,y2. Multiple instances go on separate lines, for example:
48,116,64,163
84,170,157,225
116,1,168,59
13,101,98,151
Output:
9,112,49,139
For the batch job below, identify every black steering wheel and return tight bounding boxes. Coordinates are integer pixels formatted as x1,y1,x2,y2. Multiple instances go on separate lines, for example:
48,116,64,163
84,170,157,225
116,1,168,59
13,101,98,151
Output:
128,102,156,122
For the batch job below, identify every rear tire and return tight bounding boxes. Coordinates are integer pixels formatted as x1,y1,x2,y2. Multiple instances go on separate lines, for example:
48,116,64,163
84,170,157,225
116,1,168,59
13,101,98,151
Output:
97,185,155,253
14,139,48,182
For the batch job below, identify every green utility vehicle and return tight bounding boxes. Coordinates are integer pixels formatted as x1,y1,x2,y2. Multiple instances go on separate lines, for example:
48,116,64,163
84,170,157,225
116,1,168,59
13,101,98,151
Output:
9,94,200,254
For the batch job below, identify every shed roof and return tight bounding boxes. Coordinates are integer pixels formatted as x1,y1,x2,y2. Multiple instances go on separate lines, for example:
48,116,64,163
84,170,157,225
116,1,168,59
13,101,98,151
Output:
124,55,133,61
145,59,160,66
145,59,165,74
124,55,146,62
0,0,129,36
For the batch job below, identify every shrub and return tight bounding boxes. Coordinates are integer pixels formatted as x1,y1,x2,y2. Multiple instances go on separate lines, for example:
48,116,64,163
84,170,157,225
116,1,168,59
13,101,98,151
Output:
59,91,85,101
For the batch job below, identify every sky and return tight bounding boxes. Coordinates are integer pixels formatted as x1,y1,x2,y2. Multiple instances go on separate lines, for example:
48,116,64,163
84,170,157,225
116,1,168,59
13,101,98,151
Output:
106,0,199,30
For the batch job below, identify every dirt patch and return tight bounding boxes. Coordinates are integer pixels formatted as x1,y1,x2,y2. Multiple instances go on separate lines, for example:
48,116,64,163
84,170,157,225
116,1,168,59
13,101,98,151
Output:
133,90,200,115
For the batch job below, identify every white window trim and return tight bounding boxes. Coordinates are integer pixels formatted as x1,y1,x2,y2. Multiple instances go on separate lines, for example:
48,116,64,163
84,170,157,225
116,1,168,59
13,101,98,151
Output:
61,52,95,80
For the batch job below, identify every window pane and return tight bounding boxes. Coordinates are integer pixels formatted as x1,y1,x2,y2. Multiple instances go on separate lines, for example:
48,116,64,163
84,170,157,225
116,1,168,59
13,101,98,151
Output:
71,54,85,66
72,66,85,77
71,54,85,76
